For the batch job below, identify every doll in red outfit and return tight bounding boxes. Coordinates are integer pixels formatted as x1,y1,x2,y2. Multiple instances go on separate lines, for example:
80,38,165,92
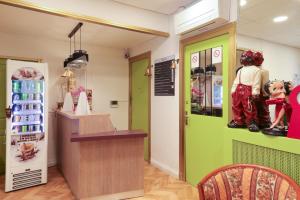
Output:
262,81,293,136
228,50,262,132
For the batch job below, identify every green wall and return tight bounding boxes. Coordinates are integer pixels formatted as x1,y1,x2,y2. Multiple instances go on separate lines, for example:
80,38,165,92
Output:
223,129,300,184
224,129,300,164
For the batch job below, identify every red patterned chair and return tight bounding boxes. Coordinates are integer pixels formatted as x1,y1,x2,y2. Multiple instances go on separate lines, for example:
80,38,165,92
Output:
198,164,300,200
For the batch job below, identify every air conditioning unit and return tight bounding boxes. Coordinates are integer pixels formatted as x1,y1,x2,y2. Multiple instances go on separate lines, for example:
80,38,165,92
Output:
174,0,231,35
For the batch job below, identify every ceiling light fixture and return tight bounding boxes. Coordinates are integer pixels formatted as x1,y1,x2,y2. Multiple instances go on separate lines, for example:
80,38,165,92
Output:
240,0,247,7
273,16,288,23
64,22,89,69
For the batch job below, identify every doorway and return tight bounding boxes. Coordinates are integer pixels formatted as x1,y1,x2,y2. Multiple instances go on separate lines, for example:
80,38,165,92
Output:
129,52,151,161
179,24,236,184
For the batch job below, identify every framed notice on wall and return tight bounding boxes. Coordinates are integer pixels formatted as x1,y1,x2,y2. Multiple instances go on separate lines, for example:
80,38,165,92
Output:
154,56,175,96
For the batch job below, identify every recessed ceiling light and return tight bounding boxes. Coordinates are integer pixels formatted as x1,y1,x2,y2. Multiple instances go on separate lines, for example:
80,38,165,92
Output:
273,16,288,23
240,0,247,7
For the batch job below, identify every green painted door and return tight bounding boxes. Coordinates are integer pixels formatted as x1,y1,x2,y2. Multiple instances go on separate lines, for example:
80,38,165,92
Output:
0,58,6,175
131,59,149,161
185,35,229,185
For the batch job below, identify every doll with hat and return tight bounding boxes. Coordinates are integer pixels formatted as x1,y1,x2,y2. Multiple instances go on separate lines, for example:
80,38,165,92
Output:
228,50,262,132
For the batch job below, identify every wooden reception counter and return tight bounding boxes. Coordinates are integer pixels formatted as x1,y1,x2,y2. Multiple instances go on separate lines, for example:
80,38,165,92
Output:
56,111,147,200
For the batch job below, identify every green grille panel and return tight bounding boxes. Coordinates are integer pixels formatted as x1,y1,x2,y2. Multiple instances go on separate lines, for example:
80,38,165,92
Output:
233,140,300,184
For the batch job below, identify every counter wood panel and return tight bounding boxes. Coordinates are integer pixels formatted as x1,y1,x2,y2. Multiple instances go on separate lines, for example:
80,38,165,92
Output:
56,111,146,200
79,138,144,197
56,115,80,197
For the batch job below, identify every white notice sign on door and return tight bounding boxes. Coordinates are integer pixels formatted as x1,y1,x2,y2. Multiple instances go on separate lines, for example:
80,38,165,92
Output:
191,52,199,69
212,47,222,64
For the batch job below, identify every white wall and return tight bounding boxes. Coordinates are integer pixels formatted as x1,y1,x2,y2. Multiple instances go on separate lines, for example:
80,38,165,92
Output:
130,16,180,177
18,0,169,32
0,31,129,166
237,34,300,81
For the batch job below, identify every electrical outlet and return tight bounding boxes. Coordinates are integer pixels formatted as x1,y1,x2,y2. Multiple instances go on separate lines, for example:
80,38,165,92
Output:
110,100,119,108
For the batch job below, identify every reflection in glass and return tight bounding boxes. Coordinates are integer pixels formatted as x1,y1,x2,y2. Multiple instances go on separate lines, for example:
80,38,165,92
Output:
190,47,223,117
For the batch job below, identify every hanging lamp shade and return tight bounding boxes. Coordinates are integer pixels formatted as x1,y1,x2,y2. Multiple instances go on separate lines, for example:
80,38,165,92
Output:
64,23,88,69
64,50,88,68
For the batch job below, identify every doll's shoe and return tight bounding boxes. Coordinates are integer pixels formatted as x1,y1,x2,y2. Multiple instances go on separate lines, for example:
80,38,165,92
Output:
227,120,246,128
248,121,260,132
262,127,287,136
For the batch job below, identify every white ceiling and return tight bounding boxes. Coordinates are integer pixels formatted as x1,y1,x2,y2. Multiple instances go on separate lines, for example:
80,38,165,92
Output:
113,0,197,14
238,0,300,48
2,0,299,50
0,4,155,49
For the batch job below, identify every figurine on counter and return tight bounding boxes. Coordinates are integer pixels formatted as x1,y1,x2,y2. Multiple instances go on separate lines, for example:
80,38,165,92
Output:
253,52,271,129
228,50,262,132
287,85,300,139
262,80,293,136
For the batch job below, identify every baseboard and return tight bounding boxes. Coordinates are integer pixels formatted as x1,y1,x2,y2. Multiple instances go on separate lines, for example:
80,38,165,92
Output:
151,159,179,178
47,160,57,167
80,190,143,200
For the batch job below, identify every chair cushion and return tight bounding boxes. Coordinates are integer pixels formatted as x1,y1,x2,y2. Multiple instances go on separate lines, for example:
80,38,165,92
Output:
202,167,297,200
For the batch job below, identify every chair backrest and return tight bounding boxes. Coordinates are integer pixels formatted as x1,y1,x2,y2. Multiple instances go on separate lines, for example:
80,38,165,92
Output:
198,164,300,200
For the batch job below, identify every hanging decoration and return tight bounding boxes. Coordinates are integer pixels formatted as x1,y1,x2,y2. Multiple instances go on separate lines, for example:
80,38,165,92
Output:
63,22,89,69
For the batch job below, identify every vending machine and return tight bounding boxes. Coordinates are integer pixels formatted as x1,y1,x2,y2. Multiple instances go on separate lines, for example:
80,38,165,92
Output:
5,60,48,192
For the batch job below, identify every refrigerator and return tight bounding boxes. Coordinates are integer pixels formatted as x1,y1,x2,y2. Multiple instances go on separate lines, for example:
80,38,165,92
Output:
5,60,48,192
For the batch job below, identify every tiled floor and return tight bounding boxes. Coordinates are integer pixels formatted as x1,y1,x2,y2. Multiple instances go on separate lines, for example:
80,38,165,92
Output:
0,163,199,200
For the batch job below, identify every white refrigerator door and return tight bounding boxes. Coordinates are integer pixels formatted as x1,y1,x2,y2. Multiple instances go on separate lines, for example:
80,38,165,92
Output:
5,60,48,192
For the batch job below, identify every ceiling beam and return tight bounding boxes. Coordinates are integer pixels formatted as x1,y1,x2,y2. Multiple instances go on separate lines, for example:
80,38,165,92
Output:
0,0,170,37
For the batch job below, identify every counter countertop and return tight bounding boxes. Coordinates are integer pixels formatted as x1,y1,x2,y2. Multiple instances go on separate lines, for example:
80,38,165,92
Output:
56,110,110,120
71,130,147,142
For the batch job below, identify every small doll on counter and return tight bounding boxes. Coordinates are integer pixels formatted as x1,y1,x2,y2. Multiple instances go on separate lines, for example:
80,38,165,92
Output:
262,80,293,136
228,50,262,132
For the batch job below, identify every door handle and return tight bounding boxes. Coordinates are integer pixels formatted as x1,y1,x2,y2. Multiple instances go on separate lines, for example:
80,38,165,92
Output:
5,106,11,118
185,111,189,126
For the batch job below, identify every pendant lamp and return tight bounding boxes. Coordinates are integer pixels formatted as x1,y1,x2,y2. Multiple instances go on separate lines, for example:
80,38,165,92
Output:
64,22,89,69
